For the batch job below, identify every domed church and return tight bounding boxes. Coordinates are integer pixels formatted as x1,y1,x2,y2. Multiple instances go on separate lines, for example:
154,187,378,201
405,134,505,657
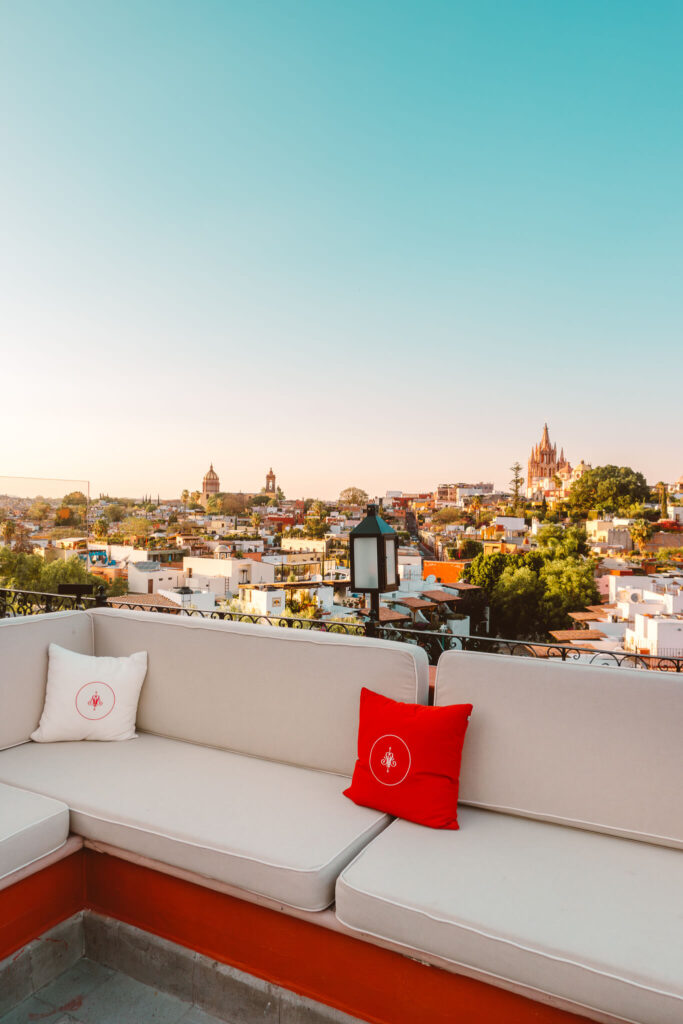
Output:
202,464,220,503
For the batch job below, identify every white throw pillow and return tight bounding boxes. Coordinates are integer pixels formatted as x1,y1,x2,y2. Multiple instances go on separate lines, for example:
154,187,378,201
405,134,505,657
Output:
31,643,148,742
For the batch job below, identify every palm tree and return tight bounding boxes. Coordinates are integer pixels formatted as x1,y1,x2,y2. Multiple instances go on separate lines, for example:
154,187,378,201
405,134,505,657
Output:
251,512,263,530
181,489,189,508
470,497,482,525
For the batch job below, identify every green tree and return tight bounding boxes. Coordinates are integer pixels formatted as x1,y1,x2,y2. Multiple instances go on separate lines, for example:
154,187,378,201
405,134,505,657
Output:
1,519,16,548
509,462,524,509
535,524,589,558
655,482,668,518
339,487,369,506
181,489,189,508
28,499,52,528
568,465,649,516
104,504,124,524
206,495,223,514
63,491,87,506
121,517,153,540
432,508,462,525
462,551,509,592
629,519,653,554
491,566,545,639
93,518,109,541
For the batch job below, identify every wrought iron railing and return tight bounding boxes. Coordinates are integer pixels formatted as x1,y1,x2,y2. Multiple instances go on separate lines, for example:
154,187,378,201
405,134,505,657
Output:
0,587,681,671
0,587,105,618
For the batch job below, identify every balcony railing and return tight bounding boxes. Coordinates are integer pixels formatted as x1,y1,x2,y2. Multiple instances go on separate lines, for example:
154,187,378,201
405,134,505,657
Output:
1,587,682,671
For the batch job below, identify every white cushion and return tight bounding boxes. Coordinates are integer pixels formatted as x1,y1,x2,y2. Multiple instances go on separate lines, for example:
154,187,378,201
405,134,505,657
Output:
0,735,388,911
0,612,94,750
0,781,69,880
434,650,683,849
336,809,683,1024
89,608,429,774
31,643,147,743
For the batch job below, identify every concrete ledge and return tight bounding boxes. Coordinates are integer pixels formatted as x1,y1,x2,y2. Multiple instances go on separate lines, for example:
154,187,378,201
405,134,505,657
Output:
83,911,363,1024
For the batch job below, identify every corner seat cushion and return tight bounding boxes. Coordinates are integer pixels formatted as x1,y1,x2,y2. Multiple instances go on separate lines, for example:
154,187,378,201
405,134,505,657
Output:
336,809,683,1024
0,781,69,880
0,735,388,911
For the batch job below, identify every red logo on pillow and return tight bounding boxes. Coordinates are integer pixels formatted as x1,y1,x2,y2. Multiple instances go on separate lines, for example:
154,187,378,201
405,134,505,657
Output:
75,682,116,721
344,688,473,829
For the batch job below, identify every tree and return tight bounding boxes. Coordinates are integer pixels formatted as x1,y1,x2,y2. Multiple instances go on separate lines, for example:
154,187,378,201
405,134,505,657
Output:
656,482,668,518
1,520,17,548
568,466,649,516
221,494,247,516
492,566,545,639
251,512,263,530
191,491,201,506
339,487,368,506
104,504,124,524
509,462,524,509
93,518,109,541
535,525,589,558
28,499,52,529
459,539,484,559
432,508,462,526
470,496,482,524
629,519,653,554
63,491,87,506
181,489,189,508
462,552,509,593
206,495,222,514
121,517,153,540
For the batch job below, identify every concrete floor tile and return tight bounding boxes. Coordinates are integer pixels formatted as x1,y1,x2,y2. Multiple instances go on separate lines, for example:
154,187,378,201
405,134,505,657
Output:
0,948,32,1017
179,1008,226,1024
35,958,113,1011
29,915,84,993
68,972,189,1024
0,995,62,1024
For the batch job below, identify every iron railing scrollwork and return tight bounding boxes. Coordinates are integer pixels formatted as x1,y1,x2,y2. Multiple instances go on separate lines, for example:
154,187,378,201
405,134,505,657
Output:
0,588,681,671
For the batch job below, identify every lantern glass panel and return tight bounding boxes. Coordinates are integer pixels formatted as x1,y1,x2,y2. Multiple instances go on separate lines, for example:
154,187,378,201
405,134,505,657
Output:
385,538,397,586
353,536,379,590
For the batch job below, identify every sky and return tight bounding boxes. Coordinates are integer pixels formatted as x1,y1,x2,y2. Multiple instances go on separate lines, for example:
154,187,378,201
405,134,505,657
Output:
1,1,681,500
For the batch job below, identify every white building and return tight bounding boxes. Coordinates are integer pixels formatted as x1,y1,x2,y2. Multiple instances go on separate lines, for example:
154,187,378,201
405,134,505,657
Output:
156,587,217,612
625,614,683,657
128,562,184,595
183,556,275,598
586,520,633,551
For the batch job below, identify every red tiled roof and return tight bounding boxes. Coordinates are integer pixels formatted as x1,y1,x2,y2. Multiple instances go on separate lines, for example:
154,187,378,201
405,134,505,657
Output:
397,597,436,610
549,629,607,641
360,606,410,624
108,593,179,609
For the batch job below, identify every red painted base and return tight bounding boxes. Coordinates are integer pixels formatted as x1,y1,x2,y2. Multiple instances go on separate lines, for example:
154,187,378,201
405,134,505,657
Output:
0,851,84,961
1,849,587,1024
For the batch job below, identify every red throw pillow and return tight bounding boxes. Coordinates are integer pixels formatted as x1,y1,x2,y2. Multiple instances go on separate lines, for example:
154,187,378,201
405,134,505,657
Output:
344,687,473,829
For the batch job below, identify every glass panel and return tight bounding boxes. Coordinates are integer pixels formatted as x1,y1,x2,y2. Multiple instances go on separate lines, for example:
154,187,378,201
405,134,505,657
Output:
353,537,378,589
385,538,396,586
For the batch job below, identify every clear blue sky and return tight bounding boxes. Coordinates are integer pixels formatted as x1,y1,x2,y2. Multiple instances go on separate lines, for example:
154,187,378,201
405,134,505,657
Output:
1,1,681,498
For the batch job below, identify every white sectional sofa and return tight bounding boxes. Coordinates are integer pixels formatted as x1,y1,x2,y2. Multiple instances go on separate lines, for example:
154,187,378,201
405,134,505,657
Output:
2,608,682,1024
0,607,428,911
336,651,683,1024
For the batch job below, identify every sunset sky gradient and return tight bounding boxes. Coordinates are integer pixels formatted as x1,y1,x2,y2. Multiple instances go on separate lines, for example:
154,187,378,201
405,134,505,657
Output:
2,2,681,499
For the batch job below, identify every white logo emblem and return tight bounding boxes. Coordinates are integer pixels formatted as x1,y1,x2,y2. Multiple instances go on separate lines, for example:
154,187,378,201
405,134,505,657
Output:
369,734,411,786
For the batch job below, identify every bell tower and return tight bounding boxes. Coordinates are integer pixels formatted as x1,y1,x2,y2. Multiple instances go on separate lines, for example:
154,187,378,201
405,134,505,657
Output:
265,468,276,494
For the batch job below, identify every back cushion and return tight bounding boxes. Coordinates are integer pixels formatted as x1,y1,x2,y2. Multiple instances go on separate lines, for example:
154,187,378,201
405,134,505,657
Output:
0,612,94,749
435,650,683,849
91,608,429,776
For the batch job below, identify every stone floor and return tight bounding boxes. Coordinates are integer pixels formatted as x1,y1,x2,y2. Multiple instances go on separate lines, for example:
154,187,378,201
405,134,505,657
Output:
0,958,224,1024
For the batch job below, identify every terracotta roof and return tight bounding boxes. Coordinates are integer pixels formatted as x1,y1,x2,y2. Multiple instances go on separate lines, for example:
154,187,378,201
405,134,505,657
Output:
421,589,463,603
396,597,436,610
107,593,179,609
568,610,605,622
360,606,410,624
549,629,607,642
448,581,481,591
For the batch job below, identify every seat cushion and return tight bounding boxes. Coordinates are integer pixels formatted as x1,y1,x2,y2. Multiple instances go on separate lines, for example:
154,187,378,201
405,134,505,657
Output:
0,735,388,911
336,809,683,1024
0,781,69,880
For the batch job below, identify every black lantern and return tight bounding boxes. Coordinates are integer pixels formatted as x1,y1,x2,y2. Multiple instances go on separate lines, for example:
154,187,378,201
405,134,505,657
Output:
349,504,398,634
